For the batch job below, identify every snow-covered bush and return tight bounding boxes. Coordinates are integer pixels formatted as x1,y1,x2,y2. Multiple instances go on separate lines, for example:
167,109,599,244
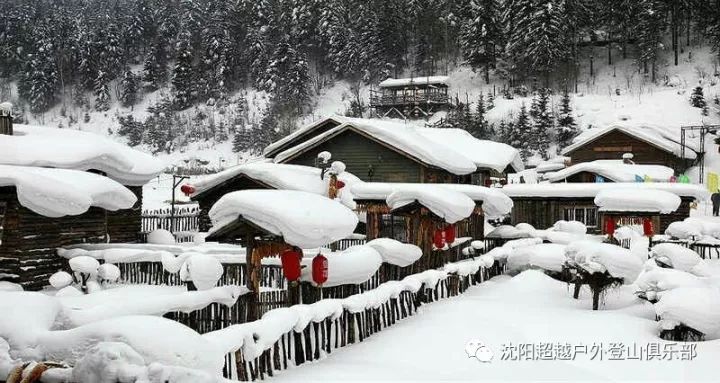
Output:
181,255,224,291
665,221,702,240
49,271,73,290
650,243,711,276
147,229,176,245
98,264,121,285
552,220,587,235
506,244,567,275
69,256,100,293
655,287,720,341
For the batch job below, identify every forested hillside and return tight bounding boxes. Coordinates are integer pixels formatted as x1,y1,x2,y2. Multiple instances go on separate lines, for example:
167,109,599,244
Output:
1,0,720,163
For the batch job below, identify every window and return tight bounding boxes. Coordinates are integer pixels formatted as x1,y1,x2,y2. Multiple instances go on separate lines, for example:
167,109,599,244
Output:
0,202,6,245
379,214,407,242
562,206,598,228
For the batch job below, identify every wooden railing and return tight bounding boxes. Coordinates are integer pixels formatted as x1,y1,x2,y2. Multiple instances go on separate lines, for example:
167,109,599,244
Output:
369,93,451,107
140,206,200,243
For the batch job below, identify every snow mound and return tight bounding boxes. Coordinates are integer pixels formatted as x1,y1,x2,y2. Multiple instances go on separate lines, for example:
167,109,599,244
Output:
565,241,643,282
655,287,720,335
301,246,382,287
650,243,710,276
595,188,681,213
0,282,23,292
98,264,121,283
552,220,587,235
506,244,567,273
386,186,474,224
147,229,176,245
71,341,146,383
665,221,702,240
209,190,358,248
635,266,707,294
486,225,533,239
49,271,74,289
4,124,164,186
185,255,224,291
69,256,100,275
365,238,422,267
0,165,137,217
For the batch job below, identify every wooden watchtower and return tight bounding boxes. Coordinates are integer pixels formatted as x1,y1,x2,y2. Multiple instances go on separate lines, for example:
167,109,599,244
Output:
369,76,453,119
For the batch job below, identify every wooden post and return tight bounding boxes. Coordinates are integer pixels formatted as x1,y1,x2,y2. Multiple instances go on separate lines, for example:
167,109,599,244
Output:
246,233,259,322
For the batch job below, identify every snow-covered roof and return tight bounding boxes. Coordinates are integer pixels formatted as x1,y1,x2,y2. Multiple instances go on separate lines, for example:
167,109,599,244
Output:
0,164,137,217
208,190,359,248
351,182,513,219
500,182,709,201
263,115,345,157
189,162,361,208
561,123,699,160
386,185,475,224
274,117,522,175
544,160,675,183
0,125,165,185
594,188,681,213
416,128,524,173
378,76,450,88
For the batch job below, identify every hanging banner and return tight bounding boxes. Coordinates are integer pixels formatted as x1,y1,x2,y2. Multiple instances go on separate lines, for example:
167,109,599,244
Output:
635,175,644,182
708,172,719,193
595,175,605,183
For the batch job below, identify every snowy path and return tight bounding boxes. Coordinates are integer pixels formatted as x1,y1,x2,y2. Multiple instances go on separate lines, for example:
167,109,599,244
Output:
272,271,719,381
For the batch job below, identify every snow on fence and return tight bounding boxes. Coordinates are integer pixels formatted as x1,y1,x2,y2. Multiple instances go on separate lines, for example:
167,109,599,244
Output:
140,206,200,243
649,239,720,260
218,265,499,381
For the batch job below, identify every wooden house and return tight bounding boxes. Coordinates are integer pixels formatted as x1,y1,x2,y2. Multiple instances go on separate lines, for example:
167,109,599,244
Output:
187,162,361,232
369,76,453,119
543,160,675,183
561,124,700,173
0,109,163,289
500,183,709,234
351,183,513,272
264,116,523,185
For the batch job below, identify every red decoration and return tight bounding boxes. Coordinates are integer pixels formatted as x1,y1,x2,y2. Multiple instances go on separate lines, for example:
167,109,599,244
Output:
180,184,196,196
643,218,654,237
444,225,456,244
312,254,328,285
335,180,346,189
433,229,446,249
280,249,302,282
605,219,616,237
483,178,493,187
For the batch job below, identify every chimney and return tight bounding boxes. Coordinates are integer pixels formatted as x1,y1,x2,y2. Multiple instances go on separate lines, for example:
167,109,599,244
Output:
0,102,12,136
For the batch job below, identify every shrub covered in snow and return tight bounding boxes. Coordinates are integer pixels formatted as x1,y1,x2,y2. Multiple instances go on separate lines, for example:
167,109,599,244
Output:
655,287,720,341
98,264,121,284
650,243,711,276
49,271,74,290
182,255,224,291
552,220,587,235
506,244,567,274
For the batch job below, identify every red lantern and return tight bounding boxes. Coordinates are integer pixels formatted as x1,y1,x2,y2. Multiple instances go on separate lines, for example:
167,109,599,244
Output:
280,249,302,282
180,184,196,196
312,254,328,285
444,225,456,244
605,219,616,237
433,229,446,249
335,180,346,189
643,218,654,237
483,178,493,187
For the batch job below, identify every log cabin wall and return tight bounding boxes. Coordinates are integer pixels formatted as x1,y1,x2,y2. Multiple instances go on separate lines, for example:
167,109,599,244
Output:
107,186,143,243
0,187,109,290
564,129,690,173
510,196,694,233
283,129,426,183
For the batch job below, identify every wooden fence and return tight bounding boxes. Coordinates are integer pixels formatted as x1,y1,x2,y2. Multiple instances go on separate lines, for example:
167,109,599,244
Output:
227,267,498,381
140,206,200,243
649,239,720,259
116,261,286,289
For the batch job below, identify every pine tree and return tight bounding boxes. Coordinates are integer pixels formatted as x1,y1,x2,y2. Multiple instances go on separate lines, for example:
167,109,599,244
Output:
690,86,706,108
460,0,503,83
232,125,254,153
531,88,553,159
143,36,169,90
471,93,488,138
120,70,139,108
556,89,578,149
18,29,59,113
637,1,665,82
172,28,197,109
93,70,111,112
486,91,495,109
514,103,532,160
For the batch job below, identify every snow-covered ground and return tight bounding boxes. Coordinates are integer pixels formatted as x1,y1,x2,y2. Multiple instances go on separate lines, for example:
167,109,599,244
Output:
271,270,719,381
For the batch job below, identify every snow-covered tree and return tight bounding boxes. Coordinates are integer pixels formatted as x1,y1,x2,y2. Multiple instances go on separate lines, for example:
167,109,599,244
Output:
120,70,140,108
93,70,111,112
556,89,578,149
461,0,503,83
513,103,532,160
690,86,706,109
530,88,553,159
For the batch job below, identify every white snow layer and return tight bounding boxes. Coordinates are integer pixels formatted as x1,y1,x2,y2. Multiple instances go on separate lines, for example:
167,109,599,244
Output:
552,220,588,235
650,243,711,276
594,188,681,213
208,190,358,248
565,241,643,282
147,229,177,245
544,160,675,183
378,76,449,88
301,246,383,287
500,182,709,201
189,162,361,209
654,287,720,335
386,186,475,224
351,182,513,219
365,238,422,267
0,165,137,217
664,217,720,240
416,128,524,172
1,124,164,186
506,244,567,273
